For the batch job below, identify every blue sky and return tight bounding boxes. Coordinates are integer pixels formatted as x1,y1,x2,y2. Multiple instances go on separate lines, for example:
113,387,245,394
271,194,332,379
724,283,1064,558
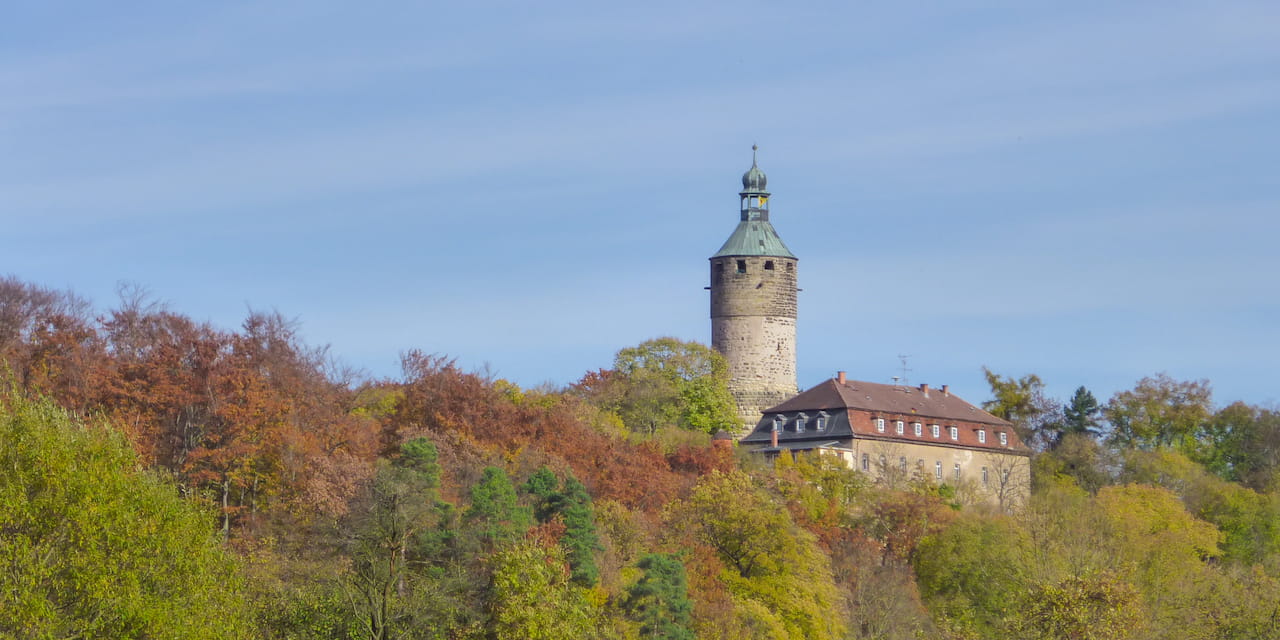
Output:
3,1,1278,409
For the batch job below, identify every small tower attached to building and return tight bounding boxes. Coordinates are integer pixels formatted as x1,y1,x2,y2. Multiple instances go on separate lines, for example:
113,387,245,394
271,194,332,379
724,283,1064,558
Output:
709,146,799,433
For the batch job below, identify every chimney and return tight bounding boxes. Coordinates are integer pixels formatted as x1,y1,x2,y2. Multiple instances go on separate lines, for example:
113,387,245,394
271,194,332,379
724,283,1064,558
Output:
771,427,779,448
837,371,846,384
941,384,950,397
920,383,930,397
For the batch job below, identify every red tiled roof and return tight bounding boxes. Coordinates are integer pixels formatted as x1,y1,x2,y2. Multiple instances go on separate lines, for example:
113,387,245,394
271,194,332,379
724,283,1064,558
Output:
761,378,1030,453
767,378,1012,426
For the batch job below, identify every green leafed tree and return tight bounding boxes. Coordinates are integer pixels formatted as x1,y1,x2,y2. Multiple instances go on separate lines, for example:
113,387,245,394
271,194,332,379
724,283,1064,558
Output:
1011,572,1147,640
488,540,596,640
668,470,845,640
343,437,447,640
576,337,736,435
1104,373,1212,453
0,390,254,639
625,553,695,640
981,367,1061,448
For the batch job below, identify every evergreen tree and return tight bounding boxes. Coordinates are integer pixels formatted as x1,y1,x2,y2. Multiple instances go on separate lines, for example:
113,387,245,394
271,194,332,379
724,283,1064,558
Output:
557,476,601,586
523,467,601,586
625,554,695,640
523,466,561,521
464,466,532,548
1062,386,1102,438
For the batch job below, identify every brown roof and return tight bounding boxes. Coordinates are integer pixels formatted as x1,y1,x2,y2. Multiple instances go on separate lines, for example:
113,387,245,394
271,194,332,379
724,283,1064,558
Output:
767,378,1013,427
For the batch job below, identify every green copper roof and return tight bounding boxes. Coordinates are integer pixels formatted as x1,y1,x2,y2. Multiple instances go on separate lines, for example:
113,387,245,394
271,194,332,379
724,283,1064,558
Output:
712,220,796,258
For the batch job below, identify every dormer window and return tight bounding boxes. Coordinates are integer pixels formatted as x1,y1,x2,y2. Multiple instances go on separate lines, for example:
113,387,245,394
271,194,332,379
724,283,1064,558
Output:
913,422,922,436
895,420,904,435
772,415,784,431
977,430,987,444
815,412,828,432
949,426,959,441
931,424,940,438
999,432,1008,446
874,418,885,433
795,413,807,433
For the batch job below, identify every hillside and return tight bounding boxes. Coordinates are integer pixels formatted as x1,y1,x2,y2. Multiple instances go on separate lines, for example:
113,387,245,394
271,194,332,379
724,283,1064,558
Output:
2,276,1279,640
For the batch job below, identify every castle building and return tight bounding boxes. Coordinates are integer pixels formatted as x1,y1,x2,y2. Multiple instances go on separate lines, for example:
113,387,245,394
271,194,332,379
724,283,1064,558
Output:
709,149,1030,506
738,373,1032,508
708,147,799,433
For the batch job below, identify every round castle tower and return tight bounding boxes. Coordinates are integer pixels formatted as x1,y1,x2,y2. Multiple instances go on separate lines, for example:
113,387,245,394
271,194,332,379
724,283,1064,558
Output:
709,147,798,433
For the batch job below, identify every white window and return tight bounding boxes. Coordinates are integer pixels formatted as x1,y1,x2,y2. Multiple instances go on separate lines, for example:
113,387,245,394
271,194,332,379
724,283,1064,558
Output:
982,467,989,486
954,463,961,482
796,414,807,433
913,422,922,436
899,456,907,471
977,430,986,444
999,432,1008,446
879,455,887,474
949,426,959,441
935,461,943,480
895,420,904,435
815,416,826,431
931,424,940,438
875,418,885,433
772,415,784,431
861,453,869,471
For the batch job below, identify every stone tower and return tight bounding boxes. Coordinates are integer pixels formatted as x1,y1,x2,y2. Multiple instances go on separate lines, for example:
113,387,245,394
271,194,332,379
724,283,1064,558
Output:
709,146,798,433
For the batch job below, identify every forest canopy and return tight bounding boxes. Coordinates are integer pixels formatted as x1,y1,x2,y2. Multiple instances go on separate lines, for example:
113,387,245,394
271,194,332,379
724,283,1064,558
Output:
2,275,1278,639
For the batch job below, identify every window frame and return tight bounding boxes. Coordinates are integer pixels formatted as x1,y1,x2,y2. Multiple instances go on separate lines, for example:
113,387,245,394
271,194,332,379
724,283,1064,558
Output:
949,426,959,441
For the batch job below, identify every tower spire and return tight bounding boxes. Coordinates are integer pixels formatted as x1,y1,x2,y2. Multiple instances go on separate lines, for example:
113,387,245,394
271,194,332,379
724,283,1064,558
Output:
710,147,798,434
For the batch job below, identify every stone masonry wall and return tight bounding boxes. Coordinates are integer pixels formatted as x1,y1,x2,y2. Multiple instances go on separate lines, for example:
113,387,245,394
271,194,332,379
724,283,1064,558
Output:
710,256,798,433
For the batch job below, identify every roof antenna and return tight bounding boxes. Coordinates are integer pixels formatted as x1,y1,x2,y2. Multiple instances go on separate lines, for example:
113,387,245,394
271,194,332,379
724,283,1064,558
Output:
896,354,913,387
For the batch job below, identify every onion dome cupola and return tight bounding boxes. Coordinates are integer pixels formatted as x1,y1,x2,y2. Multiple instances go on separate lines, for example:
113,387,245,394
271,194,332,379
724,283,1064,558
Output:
713,145,795,259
